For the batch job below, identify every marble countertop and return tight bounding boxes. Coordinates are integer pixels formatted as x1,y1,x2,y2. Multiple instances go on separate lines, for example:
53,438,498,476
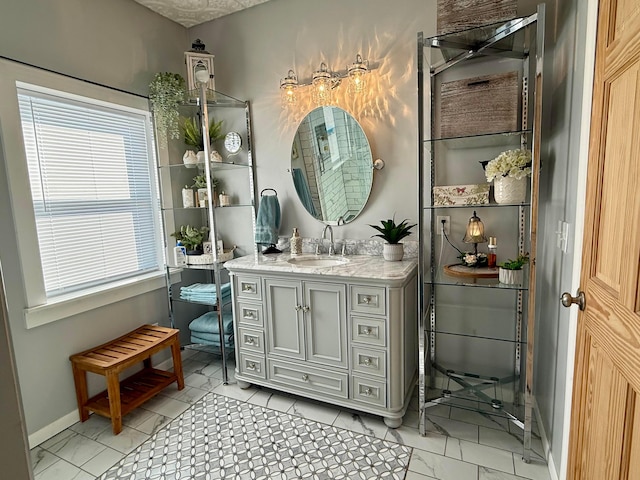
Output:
225,253,418,285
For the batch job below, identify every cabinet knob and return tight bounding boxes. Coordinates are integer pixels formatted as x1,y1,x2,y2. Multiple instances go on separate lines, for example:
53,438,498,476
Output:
362,296,371,304
245,337,255,345
302,305,310,313
364,388,372,396
301,374,309,382
247,362,256,370
242,284,254,292
295,305,302,311
362,357,372,366
244,310,255,319
363,327,372,335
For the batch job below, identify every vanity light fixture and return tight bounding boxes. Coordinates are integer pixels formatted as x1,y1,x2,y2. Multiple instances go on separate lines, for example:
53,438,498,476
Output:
280,70,299,106
312,62,334,106
462,211,488,256
279,53,373,107
348,54,369,93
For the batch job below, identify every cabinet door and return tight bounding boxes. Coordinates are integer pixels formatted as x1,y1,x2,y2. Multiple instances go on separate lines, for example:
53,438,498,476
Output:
304,282,347,369
265,278,304,360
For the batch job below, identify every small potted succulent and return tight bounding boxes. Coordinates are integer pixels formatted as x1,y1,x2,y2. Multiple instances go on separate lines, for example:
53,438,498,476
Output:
148,72,186,144
498,253,530,284
370,217,416,261
192,174,220,207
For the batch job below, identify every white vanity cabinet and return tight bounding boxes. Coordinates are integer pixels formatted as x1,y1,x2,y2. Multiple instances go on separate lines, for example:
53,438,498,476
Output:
226,254,418,428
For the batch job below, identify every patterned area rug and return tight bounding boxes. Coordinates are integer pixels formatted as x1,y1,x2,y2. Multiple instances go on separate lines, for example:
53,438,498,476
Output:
99,393,412,479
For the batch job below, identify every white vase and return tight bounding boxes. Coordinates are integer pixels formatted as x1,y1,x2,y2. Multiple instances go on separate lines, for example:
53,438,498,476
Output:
499,268,524,285
183,150,198,168
493,176,527,204
383,243,404,262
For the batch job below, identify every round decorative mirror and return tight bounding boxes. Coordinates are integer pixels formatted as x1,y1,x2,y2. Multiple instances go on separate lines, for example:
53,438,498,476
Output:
290,106,373,224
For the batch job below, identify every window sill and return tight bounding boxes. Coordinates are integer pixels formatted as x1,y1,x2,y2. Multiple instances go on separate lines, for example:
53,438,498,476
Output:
24,270,172,329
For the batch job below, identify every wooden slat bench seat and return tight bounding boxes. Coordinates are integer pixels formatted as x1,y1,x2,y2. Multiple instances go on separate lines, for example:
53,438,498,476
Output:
69,324,184,434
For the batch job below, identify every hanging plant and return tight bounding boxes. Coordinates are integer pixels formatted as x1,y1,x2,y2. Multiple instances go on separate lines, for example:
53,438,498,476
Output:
149,72,186,143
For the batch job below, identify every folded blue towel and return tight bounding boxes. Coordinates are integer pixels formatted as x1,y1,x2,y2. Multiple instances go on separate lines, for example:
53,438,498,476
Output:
180,283,231,305
190,333,234,346
255,194,281,245
189,310,234,335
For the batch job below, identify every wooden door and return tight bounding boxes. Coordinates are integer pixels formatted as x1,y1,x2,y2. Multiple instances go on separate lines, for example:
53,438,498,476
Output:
304,281,347,369
567,0,640,477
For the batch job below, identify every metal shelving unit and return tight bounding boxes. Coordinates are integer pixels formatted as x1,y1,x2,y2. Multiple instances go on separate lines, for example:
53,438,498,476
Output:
155,86,257,384
417,5,544,462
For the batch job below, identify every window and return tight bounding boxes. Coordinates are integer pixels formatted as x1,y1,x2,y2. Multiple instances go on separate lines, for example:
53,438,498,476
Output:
18,87,162,298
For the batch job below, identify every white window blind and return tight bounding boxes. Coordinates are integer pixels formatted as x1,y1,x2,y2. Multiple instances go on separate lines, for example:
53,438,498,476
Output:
18,88,161,297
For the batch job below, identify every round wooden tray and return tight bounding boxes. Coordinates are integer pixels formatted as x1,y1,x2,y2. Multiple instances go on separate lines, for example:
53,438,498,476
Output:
444,263,499,278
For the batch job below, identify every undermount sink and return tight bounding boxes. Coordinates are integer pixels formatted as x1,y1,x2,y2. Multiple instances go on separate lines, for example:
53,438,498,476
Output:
287,256,349,268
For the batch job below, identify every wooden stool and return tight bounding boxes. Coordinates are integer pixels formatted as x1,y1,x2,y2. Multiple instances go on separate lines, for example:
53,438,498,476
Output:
69,324,184,434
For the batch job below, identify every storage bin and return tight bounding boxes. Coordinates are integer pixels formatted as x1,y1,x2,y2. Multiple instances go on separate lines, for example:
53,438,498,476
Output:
440,71,519,138
437,0,517,35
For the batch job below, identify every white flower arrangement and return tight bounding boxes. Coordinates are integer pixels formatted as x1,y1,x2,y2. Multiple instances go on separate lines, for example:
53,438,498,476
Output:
484,148,532,182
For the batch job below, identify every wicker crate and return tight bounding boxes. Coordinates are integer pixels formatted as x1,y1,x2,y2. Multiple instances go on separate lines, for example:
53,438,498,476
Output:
437,0,517,35
440,71,519,138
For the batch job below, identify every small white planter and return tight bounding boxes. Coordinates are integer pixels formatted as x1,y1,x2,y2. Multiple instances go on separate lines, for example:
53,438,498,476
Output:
383,243,404,262
183,150,198,168
499,268,524,285
493,176,527,204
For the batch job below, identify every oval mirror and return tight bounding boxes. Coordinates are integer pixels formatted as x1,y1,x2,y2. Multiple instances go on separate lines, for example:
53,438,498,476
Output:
290,106,373,224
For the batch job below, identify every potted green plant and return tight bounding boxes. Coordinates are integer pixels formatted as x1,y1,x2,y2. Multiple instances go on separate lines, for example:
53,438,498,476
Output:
171,225,210,254
148,72,186,144
370,217,416,261
192,174,221,207
498,253,529,284
181,117,224,150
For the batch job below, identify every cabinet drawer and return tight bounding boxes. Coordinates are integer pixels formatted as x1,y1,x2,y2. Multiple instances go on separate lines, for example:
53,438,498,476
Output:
351,375,387,408
235,275,262,301
351,316,386,347
238,327,264,354
268,359,348,399
351,346,387,378
350,285,386,315
239,352,266,380
237,301,263,328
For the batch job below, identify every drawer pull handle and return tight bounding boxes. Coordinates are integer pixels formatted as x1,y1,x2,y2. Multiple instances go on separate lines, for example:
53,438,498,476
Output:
302,374,309,382
362,357,372,366
364,387,373,396
363,327,372,335
361,296,371,304
302,305,310,313
245,337,255,345
247,362,256,370
295,305,302,311
244,311,255,319
242,284,255,293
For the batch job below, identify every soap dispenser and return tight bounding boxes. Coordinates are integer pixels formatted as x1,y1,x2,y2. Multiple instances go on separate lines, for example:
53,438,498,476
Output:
290,228,302,255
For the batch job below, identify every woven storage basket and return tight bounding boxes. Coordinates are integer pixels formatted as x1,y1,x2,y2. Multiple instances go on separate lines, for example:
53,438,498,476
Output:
437,0,517,35
440,71,519,138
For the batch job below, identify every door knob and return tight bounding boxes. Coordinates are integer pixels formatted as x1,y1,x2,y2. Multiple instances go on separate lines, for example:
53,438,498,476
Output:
561,290,586,311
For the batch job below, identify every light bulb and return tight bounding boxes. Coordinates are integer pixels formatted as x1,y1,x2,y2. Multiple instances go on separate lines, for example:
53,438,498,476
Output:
194,65,209,84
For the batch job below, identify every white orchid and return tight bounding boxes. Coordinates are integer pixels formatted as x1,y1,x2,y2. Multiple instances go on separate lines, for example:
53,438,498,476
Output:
485,149,532,182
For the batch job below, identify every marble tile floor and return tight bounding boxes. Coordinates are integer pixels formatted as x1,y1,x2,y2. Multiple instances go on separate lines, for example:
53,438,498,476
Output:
30,350,551,480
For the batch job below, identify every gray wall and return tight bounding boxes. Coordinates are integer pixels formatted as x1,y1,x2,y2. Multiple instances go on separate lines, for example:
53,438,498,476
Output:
0,0,187,441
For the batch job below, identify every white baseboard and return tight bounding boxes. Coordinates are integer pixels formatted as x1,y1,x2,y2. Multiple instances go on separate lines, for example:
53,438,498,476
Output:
28,409,79,449
534,398,560,480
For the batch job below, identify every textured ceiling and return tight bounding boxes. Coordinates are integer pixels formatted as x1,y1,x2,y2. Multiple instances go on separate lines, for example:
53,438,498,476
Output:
133,0,272,27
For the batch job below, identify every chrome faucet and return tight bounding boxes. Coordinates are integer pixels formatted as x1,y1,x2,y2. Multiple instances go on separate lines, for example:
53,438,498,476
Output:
321,225,335,255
